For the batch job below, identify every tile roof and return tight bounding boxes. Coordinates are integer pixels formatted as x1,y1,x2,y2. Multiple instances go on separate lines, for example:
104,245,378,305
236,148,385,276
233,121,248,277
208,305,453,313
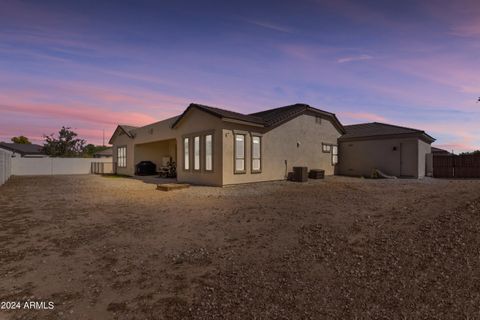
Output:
192,104,265,125
171,103,345,133
249,103,341,128
0,142,45,155
341,122,435,142
119,125,138,137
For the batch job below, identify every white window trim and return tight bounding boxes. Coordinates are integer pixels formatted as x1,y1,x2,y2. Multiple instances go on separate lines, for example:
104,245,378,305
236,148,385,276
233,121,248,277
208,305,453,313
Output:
117,146,127,168
193,136,200,171
204,134,213,172
234,133,246,174
251,135,262,173
183,137,190,171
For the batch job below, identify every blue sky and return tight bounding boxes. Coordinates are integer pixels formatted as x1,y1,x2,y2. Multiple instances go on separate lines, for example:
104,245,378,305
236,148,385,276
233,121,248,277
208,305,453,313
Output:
1,0,479,151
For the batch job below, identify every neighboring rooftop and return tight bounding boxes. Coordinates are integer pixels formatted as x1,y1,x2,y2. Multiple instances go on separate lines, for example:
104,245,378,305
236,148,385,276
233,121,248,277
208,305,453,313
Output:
431,146,451,154
340,122,435,143
94,147,113,157
0,142,45,156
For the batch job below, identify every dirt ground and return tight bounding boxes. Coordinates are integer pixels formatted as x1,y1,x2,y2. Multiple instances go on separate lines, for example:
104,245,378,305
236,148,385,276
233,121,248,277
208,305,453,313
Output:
1,175,480,319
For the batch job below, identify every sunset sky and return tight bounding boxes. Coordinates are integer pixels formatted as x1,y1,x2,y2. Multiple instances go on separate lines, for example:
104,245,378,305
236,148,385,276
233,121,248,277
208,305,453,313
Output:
1,0,479,152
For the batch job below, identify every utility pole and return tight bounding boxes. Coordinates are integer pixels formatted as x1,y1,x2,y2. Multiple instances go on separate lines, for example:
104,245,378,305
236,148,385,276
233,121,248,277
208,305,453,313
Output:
103,129,105,147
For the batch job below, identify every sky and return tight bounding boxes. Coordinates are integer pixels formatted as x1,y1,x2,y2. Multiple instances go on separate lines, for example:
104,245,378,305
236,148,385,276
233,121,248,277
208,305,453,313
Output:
0,0,479,152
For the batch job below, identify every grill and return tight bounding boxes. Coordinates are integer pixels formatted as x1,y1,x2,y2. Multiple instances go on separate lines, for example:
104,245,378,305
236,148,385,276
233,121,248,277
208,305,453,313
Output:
135,161,157,176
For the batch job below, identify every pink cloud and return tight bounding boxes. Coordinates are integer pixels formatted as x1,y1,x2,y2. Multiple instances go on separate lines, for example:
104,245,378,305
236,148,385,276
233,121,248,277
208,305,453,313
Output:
0,103,156,127
339,111,388,123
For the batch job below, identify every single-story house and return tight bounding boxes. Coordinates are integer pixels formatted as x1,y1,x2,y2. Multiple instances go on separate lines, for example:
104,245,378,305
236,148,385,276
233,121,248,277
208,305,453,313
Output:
0,142,47,158
337,122,435,178
93,147,113,158
110,103,436,185
109,103,345,186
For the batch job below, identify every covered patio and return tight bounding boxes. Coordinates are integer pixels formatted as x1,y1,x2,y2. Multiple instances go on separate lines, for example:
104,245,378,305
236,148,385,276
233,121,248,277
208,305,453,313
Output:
133,139,177,177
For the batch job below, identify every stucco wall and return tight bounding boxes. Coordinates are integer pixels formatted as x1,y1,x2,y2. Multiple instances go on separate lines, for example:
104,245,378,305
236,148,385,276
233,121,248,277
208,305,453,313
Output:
418,140,432,178
338,137,427,178
113,132,136,176
172,108,224,186
221,113,342,185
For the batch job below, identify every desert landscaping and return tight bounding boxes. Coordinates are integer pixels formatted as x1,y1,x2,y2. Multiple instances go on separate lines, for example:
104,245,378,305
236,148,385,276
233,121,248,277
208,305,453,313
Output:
1,175,480,319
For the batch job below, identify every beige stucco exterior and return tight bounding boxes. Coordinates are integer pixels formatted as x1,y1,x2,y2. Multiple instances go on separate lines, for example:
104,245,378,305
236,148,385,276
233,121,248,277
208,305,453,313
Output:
111,107,342,186
338,137,432,178
221,113,341,185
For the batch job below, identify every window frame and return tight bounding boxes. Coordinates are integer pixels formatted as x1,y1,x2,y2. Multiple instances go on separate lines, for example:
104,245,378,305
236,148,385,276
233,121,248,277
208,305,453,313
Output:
183,137,190,171
204,133,214,172
251,135,262,174
322,143,332,153
234,133,246,174
193,136,201,171
117,146,127,168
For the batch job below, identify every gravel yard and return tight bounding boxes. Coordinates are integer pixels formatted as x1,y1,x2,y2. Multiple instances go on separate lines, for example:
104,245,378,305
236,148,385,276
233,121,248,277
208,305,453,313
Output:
1,175,480,319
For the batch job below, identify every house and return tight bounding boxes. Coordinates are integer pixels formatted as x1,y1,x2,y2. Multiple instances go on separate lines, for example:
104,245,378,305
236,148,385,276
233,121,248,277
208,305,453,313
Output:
431,146,452,155
337,122,435,178
0,142,47,158
93,147,113,158
109,103,345,186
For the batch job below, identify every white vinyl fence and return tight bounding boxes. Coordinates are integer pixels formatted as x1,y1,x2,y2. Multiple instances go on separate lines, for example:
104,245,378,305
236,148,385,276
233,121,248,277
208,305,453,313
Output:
0,149,13,186
11,157,114,176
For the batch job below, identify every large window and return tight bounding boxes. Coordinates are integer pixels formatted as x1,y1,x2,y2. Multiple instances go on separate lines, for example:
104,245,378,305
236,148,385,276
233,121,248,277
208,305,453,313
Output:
194,136,200,171
183,138,190,170
251,136,261,173
117,146,127,168
332,145,338,165
205,134,213,171
234,134,246,173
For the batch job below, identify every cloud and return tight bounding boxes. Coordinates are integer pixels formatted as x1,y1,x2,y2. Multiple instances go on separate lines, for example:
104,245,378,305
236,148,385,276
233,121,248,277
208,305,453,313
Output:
337,54,373,64
339,111,388,123
245,20,293,33
0,103,157,127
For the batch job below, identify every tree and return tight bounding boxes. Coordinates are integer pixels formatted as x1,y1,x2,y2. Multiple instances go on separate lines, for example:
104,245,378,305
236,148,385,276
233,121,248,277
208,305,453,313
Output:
82,144,109,158
42,127,86,157
11,136,31,144
460,150,480,156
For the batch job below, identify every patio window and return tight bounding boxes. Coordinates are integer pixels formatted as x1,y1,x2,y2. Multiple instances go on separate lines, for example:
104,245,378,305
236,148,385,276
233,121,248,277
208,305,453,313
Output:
332,145,338,165
194,136,200,171
117,146,127,168
205,134,213,171
183,138,190,170
251,136,261,173
234,133,246,173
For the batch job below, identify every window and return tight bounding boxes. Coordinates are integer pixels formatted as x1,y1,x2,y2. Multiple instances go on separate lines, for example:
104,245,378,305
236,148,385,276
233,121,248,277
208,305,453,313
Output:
194,136,200,171
205,134,213,171
315,116,322,124
117,146,127,168
183,138,190,170
234,134,245,173
251,136,261,173
332,145,338,165
322,143,331,153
